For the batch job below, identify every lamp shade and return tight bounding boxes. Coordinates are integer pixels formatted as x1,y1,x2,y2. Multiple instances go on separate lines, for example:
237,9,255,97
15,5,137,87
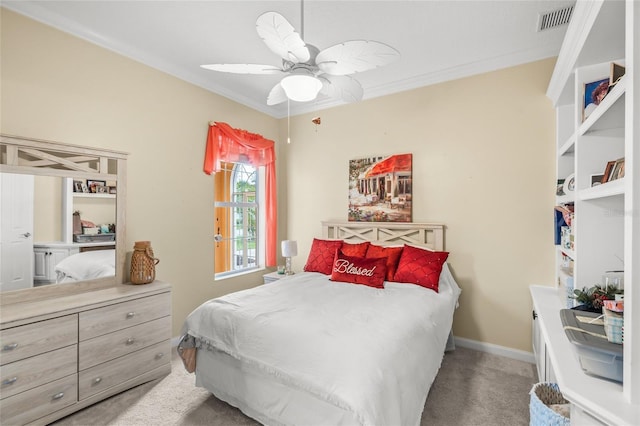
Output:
281,240,298,257
280,75,322,102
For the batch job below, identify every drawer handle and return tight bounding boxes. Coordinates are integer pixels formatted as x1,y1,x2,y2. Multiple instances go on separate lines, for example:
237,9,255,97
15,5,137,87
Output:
155,352,165,359
93,377,103,384
52,392,65,400
2,377,18,386
126,312,136,319
2,343,18,351
125,337,135,345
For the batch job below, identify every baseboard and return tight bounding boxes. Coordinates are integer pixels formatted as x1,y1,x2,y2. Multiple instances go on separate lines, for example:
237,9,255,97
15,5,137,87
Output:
171,334,535,364
454,336,535,364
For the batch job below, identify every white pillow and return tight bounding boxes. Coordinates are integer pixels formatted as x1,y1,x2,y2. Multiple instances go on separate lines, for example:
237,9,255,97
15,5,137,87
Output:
55,249,115,281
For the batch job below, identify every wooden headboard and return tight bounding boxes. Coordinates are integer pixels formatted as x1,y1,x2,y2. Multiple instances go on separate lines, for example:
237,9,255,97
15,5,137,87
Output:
322,221,444,251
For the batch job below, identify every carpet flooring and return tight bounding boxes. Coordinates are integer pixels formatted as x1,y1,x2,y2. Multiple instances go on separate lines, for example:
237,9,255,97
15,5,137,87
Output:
52,346,538,426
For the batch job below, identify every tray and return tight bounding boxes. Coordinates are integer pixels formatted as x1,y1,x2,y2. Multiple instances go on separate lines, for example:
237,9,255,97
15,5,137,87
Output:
74,233,116,243
560,309,623,382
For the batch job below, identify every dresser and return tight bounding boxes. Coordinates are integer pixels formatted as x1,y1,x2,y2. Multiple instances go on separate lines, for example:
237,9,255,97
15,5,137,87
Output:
0,281,172,425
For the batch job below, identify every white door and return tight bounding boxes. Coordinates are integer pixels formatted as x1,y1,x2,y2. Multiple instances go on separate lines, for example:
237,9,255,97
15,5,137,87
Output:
0,173,35,291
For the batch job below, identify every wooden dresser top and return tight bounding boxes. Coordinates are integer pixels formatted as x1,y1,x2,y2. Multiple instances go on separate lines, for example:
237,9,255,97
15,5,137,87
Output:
1,281,171,329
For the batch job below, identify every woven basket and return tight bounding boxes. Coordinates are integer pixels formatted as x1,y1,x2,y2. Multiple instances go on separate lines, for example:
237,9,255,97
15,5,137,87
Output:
529,383,570,426
130,241,160,284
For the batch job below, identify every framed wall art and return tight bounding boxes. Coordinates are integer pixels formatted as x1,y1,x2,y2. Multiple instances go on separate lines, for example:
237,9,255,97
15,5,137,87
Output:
348,153,412,222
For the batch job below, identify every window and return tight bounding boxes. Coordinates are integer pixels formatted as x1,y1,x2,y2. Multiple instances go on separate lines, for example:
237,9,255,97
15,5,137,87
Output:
214,161,265,278
397,175,412,195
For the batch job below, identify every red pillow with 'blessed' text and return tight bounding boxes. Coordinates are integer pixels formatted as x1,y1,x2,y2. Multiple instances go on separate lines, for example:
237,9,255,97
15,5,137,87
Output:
330,250,387,288
393,245,449,292
303,238,343,275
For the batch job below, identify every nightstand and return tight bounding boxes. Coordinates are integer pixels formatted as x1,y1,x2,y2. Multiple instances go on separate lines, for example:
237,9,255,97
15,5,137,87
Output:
263,271,285,284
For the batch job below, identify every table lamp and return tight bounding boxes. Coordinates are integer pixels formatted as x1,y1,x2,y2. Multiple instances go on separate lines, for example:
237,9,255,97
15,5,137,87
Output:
281,240,298,275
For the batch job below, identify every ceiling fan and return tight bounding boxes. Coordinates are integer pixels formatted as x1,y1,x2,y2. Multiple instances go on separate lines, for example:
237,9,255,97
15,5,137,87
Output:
201,3,400,105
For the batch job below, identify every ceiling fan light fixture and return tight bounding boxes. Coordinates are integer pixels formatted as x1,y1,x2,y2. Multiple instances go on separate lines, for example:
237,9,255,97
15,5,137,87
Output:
280,74,323,102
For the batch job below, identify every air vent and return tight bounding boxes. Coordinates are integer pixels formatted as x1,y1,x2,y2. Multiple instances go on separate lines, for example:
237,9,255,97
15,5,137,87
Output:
538,4,574,31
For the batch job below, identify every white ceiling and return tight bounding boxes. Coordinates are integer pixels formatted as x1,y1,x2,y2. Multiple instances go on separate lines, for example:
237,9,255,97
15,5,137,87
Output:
2,1,572,118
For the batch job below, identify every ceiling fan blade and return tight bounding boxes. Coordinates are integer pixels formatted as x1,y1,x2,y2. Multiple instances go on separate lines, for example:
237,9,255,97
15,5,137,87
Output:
267,82,288,105
256,12,310,63
200,63,284,75
319,74,363,103
316,40,400,75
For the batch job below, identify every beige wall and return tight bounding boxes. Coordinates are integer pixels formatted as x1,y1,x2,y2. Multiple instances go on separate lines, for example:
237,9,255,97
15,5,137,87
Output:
0,10,284,335
281,58,557,352
2,9,557,352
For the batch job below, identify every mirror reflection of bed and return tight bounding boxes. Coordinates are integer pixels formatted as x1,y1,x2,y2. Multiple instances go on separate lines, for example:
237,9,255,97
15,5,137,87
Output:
51,247,116,284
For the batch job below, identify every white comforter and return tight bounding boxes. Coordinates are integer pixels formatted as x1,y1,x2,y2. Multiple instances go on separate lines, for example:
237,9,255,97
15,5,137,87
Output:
182,264,461,426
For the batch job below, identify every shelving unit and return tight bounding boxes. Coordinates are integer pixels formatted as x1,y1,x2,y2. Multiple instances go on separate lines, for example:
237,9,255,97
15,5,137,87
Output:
534,0,639,424
61,177,116,244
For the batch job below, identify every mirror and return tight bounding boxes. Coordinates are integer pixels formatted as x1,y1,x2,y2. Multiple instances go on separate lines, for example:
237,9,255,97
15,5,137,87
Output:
0,134,127,299
1,174,117,291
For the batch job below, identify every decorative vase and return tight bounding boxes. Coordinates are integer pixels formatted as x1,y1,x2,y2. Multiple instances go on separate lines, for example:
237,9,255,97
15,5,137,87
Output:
130,241,160,284
73,211,82,235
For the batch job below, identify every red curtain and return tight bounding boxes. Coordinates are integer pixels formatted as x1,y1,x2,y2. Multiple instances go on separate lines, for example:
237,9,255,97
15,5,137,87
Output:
203,122,277,266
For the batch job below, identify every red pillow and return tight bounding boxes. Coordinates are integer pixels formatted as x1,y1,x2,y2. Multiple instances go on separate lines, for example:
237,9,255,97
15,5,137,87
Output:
330,250,387,288
304,238,343,275
393,245,449,292
365,244,404,281
340,241,370,257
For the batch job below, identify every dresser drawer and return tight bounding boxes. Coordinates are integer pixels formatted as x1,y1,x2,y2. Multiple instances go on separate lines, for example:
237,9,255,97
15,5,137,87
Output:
79,340,170,400
0,315,78,365
79,292,171,340
79,316,171,370
0,344,77,400
0,373,78,425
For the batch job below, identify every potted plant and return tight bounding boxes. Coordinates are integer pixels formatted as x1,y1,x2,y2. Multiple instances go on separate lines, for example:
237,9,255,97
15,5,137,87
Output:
571,284,623,313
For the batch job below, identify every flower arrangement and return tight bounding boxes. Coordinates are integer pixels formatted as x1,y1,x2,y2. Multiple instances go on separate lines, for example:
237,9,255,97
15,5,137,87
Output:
572,284,623,312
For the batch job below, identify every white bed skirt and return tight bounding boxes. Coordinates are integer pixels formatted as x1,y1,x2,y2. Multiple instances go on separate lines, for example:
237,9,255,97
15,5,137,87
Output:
196,346,363,426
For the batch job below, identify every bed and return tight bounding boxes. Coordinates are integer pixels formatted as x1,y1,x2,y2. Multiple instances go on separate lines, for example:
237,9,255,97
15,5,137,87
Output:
54,248,116,283
179,222,460,426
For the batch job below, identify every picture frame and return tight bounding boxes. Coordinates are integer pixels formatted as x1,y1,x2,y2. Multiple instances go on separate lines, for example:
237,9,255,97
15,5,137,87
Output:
609,62,625,92
95,185,109,194
80,182,89,193
556,179,565,196
610,157,625,181
87,179,106,193
590,174,604,187
73,180,84,192
583,77,609,122
601,160,616,184
108,186,117,194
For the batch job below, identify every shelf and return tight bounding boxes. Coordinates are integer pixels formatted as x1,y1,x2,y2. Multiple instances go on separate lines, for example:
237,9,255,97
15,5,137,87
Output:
556,194,574,205
557,132,576,156
72,192,116,199
547,0,625,106
579,75,626,136
579,178,625,201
